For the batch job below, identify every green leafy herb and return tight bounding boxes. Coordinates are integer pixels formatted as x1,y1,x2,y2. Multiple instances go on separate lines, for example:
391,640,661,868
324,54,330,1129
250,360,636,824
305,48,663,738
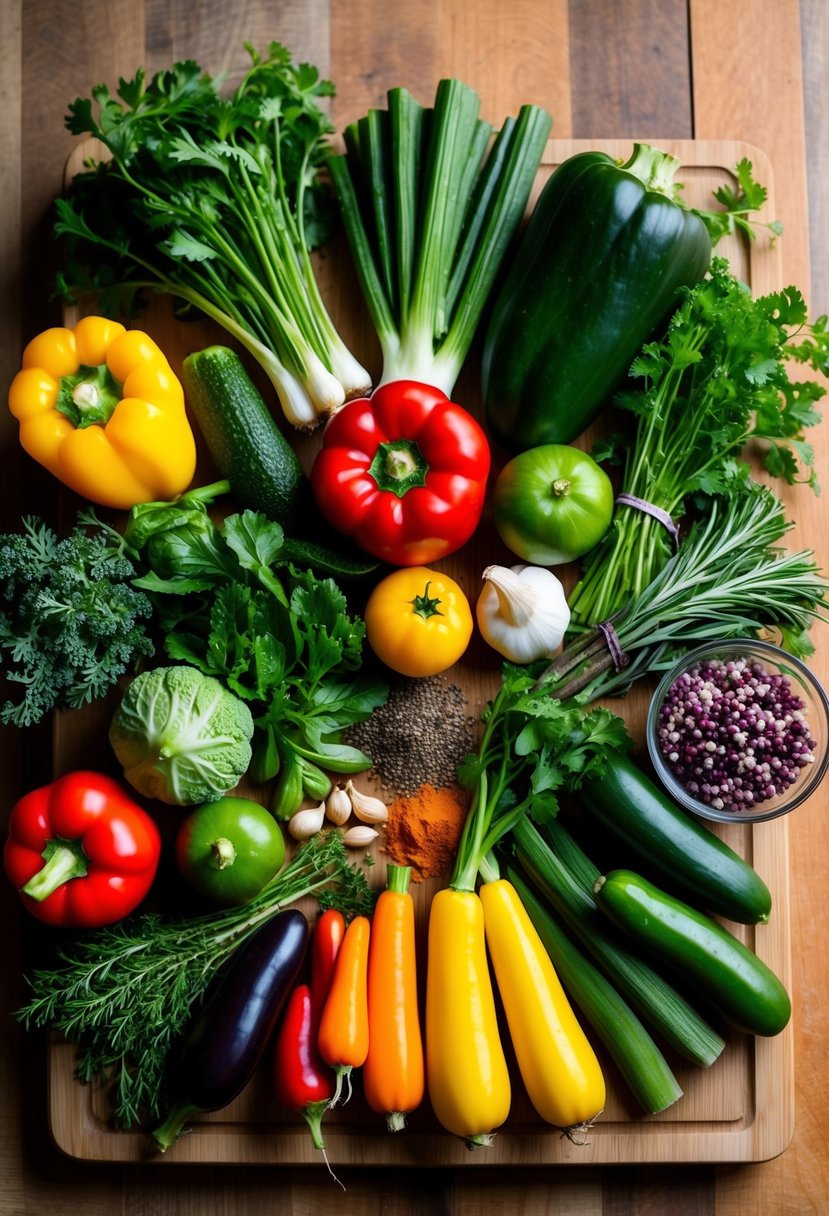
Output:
116,483,388,816
452,665,632,891
16,830,374,1128
0,515,154,726
570,257,829,627
545,481,829,703
57,42,369,427
692,158,784,245
327,79,551,392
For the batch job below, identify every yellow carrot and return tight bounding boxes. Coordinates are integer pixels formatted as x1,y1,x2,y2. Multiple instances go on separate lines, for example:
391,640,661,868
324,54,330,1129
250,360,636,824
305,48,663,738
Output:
424,887,511,1148
480,878,606,1130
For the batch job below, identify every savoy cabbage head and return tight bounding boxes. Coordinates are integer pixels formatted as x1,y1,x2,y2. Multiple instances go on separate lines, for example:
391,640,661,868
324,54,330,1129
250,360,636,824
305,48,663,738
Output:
110,665,254,805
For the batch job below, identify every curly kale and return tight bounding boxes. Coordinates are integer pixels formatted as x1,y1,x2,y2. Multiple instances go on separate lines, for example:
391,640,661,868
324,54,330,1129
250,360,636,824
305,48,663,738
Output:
0,515,155,726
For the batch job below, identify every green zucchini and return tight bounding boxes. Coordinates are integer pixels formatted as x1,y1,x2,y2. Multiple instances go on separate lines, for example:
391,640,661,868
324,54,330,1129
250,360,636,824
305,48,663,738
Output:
181,346,304,526
578,752,772,925
481,143,711,452
511,818,725,1068
593,870,791,1038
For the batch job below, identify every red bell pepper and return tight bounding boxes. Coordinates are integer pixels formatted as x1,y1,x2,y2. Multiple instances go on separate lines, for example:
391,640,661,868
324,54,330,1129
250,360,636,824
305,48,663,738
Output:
274,910,345,1150
310,380,490,566
3,770,161,927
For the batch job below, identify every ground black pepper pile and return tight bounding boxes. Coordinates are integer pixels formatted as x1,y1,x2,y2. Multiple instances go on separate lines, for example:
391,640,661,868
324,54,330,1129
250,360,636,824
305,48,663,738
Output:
346,675,478,795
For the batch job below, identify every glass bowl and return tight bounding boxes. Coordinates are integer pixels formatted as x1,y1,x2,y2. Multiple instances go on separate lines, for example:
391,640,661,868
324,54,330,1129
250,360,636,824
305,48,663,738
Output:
646,639,829,824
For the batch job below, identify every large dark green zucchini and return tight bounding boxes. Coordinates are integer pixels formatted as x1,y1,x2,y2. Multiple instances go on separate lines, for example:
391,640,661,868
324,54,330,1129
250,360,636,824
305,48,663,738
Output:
577,752,772,925
481,143,712,451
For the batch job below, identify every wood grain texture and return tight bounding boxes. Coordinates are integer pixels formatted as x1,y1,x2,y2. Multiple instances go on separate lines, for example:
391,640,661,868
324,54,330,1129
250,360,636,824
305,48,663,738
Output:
1,0,827,1212
569,0,693,138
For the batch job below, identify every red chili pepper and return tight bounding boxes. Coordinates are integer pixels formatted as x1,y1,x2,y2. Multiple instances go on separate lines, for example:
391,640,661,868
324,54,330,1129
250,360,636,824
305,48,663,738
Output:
3,770,161,927
274,910,345,1150
274,984,335,1150
311,908,346,1015
310,380,490,566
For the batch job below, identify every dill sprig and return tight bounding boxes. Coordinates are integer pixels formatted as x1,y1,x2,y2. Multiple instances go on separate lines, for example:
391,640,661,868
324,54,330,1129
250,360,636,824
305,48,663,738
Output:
16,830,374,1127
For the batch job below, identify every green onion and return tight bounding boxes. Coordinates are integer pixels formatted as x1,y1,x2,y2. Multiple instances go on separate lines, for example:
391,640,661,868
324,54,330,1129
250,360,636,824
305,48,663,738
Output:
510,818,725,1069
508,867,683,1115
327,79,552,393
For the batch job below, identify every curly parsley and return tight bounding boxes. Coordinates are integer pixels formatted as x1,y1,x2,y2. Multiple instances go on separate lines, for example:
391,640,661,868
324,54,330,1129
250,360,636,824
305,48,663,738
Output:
0,515,154,726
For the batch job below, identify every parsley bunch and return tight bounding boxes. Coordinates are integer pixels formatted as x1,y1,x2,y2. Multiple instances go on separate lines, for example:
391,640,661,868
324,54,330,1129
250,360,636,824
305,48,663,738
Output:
0,515,153,726
451,666,631,892
570,257,829,627
56,42,369,427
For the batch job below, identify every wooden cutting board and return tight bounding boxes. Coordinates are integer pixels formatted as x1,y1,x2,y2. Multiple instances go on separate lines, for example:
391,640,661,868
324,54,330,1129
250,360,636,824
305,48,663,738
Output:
46,139,795,1166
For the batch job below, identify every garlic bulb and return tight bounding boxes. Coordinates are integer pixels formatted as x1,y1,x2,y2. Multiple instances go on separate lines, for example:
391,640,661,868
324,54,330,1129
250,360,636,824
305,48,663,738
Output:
341,825,379,848
288,801,326,841
346,781,388,825
476,564,570,663
325,783,352,826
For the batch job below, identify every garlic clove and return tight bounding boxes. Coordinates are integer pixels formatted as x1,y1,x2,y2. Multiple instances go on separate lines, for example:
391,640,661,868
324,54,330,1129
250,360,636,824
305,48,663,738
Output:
288,801,326,841
345,781,388,824
341,825,379,848
325,783,352,826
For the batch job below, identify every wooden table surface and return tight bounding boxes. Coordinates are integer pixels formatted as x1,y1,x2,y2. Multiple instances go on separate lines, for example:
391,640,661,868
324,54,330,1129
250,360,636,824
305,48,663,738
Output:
2,1,828,1212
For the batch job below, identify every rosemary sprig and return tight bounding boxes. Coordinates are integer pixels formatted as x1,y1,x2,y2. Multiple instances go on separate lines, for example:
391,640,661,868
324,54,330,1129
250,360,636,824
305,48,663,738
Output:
16,830,374,1128
540,483,829,701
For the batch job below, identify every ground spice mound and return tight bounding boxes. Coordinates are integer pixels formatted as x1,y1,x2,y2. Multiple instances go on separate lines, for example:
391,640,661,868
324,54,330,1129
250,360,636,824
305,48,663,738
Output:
383,783,468,881
345,674,477,795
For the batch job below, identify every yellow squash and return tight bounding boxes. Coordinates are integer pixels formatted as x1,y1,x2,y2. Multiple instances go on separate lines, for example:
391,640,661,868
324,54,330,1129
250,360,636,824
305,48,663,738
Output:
480,878,606,1129
8,316,197,509
424,887,511,1147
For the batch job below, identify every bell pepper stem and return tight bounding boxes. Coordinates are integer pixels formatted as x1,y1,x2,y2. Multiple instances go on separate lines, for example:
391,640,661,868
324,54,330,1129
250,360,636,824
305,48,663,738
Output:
622,143,682,199
22,838,88,902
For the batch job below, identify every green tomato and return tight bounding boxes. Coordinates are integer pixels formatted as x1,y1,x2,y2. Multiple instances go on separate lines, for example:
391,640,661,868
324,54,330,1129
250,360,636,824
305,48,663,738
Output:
493,444,614,565
174,796,286,907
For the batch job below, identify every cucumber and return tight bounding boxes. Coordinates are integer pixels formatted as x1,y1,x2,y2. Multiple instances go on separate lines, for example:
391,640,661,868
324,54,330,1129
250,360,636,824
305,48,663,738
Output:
593,870,791,1038
578,753,772,925
181,346,304,526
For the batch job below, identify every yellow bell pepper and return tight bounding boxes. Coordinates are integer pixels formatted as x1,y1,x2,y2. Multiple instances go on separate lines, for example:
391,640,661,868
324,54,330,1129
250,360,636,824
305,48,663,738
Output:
8,316,197,509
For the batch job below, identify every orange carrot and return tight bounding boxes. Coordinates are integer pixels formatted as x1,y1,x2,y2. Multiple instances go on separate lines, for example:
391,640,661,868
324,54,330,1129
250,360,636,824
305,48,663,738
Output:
317,914,371,1105
362,865,424,1131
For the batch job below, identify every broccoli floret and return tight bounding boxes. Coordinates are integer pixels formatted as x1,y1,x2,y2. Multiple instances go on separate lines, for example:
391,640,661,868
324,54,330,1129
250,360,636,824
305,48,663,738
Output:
109,664,254,804
0,516,154,726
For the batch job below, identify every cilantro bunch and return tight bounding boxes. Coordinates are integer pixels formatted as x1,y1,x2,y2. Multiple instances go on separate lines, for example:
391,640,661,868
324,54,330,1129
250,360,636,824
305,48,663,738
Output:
0,516,154,726
570,257,829,627
56,42,369,427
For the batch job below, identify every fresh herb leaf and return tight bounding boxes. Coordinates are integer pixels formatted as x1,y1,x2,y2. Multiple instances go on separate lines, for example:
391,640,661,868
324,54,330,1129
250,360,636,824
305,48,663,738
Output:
571,257,827,626
58,43,369,427
0,516,154,726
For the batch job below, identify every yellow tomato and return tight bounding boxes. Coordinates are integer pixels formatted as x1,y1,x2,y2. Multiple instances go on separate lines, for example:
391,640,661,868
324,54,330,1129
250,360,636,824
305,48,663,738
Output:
364,567,473,677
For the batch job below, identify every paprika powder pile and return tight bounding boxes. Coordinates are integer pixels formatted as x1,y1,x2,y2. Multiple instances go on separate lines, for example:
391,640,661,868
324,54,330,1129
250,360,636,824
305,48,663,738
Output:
383,783,468,882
